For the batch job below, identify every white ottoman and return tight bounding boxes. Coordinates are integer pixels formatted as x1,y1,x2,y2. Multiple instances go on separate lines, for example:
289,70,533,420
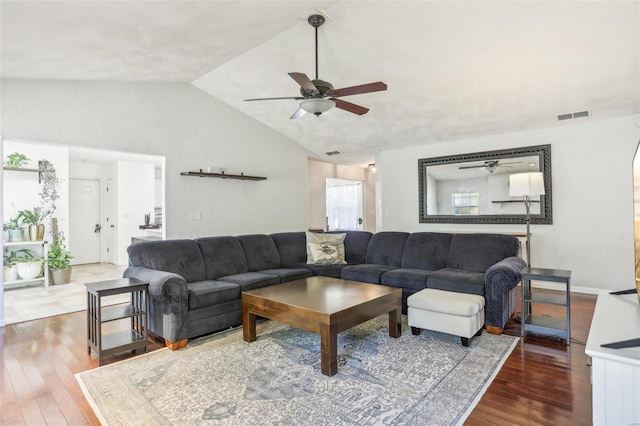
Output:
407,288,485,347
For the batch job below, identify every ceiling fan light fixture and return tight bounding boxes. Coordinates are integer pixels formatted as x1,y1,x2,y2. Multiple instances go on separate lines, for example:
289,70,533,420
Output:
300,99,335,116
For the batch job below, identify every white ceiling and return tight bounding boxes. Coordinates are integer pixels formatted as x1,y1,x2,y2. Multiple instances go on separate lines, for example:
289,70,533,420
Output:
2,1,639,165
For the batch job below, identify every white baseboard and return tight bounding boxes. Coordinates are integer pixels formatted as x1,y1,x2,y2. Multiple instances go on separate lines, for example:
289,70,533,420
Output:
530,280,600,295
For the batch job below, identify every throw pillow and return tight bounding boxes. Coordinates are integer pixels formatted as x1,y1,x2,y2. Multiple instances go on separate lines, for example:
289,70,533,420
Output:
308,242,343,265
305,232,347,264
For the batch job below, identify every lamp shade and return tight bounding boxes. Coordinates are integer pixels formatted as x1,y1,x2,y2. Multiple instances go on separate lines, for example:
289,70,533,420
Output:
509,172,545,197
300,99,335,116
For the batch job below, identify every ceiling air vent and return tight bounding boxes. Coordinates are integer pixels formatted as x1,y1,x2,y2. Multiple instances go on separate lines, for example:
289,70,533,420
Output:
325,151,341,156
557,110,590,121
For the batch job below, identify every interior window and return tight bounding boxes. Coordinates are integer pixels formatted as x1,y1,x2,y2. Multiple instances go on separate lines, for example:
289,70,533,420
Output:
326,180,363,231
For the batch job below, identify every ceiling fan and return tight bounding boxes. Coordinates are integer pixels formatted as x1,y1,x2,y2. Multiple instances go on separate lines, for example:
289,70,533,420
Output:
244,14,387,119
458,160,522,173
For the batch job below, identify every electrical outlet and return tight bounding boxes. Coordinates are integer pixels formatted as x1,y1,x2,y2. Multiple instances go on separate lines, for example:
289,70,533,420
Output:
191,212,202,221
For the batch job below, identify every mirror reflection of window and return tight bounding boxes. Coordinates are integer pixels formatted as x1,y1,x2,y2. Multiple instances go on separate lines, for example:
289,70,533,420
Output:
452,192,480,215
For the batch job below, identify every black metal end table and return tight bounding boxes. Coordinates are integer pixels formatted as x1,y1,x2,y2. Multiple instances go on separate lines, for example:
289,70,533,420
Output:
85,277,149,365
520,267,572,345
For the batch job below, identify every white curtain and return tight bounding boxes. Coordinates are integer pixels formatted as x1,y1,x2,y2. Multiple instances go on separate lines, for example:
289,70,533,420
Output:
326,182,363,231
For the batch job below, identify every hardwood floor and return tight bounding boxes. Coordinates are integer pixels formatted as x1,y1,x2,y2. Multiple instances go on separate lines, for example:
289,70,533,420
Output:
469,291,595,426
0,290,596,425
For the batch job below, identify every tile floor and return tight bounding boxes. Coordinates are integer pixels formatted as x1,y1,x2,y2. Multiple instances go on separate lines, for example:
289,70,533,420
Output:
3,263,127,325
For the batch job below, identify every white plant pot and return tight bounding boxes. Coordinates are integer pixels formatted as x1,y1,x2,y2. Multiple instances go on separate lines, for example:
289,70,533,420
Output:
16,260,44,280
3,265,18,281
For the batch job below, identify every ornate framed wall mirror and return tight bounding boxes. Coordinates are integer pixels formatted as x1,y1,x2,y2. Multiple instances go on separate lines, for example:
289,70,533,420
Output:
418,144,552,224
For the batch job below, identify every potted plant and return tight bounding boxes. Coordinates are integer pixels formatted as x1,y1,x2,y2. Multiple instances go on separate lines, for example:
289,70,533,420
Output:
6,216,24,242
3,250,19,281
48,235,73,284
5,152,30,169
18,208,45,241
14,248,44,280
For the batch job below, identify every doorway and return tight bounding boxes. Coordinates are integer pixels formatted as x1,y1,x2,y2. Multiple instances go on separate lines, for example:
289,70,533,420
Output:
326,178,364,231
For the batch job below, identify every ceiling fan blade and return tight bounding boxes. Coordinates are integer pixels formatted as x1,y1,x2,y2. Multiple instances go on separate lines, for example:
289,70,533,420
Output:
290,108,306,119
244,96,304,101
288,72,318,92
331,98,369,115
458,164,485,170
332,82,387,97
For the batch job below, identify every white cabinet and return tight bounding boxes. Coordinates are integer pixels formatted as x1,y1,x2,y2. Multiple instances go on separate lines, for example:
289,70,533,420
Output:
3,240,49,288
585,290,640,425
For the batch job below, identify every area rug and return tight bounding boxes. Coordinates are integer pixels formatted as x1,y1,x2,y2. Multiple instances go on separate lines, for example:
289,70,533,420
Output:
76,316,517,425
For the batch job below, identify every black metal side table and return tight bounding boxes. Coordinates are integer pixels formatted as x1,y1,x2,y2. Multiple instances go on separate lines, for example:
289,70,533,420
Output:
520,267,572,345
85,277,149,365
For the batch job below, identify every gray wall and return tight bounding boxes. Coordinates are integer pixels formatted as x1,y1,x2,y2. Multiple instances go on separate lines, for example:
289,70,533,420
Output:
378,115,640,293
1,79,312,238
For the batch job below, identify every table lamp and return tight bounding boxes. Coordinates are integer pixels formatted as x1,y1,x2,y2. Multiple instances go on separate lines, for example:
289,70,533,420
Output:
509,172,545,266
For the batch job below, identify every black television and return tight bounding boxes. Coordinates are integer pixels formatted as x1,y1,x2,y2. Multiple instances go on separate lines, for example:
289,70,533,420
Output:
601,139,640,349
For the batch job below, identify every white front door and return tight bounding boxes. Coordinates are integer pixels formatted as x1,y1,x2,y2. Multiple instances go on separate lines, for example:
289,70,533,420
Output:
69,178,101,265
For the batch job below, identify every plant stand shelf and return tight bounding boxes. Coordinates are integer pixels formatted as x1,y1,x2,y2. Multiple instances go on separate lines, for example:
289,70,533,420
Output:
85,278,149,365
180,170,266,181
3,240,49,288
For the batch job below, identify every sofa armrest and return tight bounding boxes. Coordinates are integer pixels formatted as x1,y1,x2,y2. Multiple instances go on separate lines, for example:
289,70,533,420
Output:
485,256,527,292
124,266,188,303
484,256,527,333
124,266,190,345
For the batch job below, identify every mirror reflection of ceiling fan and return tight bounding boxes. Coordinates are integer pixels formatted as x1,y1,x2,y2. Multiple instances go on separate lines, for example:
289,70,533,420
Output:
458,160,522,173
244,14,387,119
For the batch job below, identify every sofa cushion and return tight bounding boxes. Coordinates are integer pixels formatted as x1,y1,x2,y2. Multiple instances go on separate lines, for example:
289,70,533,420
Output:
427,268,486,296
287,262,346,278
195,236,248,280
365,232,410,266
127,239,206,283
259,268,312,283
332,231,373,264
219,272,280,291
381,268,434,291
237,234,282,271
187,280,241,310
341,264,398,284
401,232,452,270
446,234,520,273
306,232,347,264
270,232,307,266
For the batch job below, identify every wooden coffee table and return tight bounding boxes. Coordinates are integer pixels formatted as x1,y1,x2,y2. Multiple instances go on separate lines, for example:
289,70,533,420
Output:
242,276,402,376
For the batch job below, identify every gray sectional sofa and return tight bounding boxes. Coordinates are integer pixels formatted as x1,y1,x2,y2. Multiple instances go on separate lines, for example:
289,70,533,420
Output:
124,231,525,349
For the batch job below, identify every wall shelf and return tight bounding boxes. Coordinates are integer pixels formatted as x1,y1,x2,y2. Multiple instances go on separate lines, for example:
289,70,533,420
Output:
180,170,266,181
3,161,43,183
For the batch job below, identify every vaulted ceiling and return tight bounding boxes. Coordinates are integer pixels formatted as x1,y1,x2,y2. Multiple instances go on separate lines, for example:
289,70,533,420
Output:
2,1,639,165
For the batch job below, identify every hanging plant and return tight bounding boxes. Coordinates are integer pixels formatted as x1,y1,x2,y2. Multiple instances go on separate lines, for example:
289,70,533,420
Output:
37,159,60,227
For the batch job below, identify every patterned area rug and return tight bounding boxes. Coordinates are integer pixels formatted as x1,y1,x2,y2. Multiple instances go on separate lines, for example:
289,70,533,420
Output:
77,316,517,425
